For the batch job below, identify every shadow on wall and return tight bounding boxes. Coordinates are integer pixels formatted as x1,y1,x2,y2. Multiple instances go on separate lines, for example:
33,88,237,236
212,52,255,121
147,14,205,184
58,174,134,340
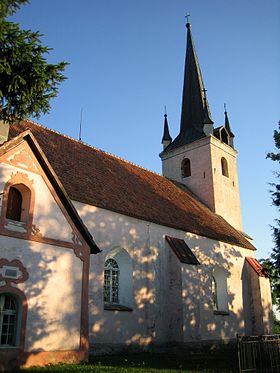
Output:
0,166,85,369
76,198,261,353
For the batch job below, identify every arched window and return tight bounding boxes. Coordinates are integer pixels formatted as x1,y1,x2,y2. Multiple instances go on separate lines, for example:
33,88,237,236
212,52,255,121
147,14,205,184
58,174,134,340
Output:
212,268,229,313
181,158,191,178
104,258,119,303
103,248,133,309
6,187,22,221
3,183,32,227
0,294,18,346
212,277,218,310
221,157,229,177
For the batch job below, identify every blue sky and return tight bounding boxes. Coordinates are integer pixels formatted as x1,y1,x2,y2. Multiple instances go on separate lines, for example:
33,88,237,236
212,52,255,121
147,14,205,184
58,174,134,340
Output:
11,0,280,259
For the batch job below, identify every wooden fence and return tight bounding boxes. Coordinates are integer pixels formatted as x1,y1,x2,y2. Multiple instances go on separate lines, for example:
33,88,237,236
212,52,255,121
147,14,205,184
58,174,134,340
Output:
237,334,280,373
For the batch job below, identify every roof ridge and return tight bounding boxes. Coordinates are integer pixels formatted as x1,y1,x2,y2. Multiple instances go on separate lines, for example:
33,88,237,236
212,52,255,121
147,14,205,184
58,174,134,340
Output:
21,119,163,178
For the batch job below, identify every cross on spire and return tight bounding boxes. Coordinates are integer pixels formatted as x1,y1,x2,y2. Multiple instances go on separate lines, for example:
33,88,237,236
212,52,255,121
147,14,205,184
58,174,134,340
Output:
185,13,191,24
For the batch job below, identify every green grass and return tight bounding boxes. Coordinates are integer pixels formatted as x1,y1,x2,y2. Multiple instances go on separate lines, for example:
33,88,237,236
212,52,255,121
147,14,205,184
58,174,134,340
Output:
15,352,239,373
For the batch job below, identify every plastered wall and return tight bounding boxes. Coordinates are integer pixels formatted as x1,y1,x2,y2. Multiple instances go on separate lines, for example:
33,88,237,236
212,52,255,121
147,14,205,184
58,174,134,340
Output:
74,201,261,349
161,135,243,231
0,236,83,351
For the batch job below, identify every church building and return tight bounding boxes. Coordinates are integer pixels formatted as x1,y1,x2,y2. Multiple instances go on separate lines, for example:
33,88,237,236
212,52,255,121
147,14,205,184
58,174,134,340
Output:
0,21,273,369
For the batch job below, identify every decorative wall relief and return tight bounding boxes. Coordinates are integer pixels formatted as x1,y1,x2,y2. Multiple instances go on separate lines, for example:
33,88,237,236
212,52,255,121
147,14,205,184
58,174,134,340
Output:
0,258,29,286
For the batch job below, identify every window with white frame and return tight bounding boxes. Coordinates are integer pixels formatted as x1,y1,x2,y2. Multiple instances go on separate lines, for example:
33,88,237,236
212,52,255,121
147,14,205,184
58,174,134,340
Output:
0,294,18,346
103,248,133,309
104,258,119,303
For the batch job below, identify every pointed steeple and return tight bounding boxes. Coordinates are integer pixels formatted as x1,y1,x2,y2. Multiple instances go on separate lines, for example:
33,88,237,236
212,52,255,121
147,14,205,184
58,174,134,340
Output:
224,104,234,147
163,20,213,152
161,111,172,149
180,21,213,136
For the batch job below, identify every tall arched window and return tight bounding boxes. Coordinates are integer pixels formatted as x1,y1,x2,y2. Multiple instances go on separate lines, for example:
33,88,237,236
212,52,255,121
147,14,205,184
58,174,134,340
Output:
0,294,18,346
212,277,218,310
181,158,191,178
6,187,22,221
104,258,119,303
212,268,229,313
221,157,229,177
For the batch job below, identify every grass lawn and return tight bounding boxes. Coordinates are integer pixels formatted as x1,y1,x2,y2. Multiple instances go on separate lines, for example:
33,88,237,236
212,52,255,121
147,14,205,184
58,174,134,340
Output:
15,352,239,373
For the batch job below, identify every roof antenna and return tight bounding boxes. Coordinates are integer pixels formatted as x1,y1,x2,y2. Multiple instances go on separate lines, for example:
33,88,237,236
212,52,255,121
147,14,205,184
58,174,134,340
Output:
79,108,83,141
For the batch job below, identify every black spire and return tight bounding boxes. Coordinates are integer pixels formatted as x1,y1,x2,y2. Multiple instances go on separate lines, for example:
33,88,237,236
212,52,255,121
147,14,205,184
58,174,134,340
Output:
224,104,234,137
161,111,172,148
163,21,213,152
224,104,235,148
202,89,214,126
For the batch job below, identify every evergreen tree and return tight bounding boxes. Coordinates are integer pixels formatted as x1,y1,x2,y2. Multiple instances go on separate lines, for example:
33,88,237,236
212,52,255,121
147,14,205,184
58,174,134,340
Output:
0,0,68,122
265,121,280,313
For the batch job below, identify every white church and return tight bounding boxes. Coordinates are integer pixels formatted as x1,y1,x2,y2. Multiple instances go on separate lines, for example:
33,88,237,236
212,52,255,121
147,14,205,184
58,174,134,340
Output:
0,21,273,369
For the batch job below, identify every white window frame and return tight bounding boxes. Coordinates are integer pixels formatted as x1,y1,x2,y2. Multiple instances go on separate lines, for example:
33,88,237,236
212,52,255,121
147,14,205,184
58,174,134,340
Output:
0,294,18,346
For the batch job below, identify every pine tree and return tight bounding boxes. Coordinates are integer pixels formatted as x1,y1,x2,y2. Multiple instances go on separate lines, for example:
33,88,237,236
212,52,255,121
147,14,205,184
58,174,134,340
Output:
265,121,280,313
0,0,68,122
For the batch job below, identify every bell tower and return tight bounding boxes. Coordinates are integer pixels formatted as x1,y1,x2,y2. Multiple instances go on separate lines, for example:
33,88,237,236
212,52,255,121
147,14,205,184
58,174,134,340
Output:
160,21,243,231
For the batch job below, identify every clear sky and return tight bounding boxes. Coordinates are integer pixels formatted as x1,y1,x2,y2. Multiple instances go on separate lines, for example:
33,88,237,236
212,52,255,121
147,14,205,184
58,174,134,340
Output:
10,0,280,259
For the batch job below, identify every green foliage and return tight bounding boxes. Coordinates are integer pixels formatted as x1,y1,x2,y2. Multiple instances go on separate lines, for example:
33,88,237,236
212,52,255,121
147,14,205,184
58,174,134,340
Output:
0,0,68,122
0,0,29,18
16,352,239,372
274,316,280,334
260,258,280,311
263,120,280,314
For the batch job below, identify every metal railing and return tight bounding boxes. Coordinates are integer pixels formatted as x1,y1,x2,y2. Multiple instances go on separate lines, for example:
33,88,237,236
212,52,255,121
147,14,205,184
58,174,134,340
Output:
237,334,280,373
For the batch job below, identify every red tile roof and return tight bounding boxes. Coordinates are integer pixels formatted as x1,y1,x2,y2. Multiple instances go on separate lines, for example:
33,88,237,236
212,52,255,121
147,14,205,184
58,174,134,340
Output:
9,120,255,250
245,257,269,277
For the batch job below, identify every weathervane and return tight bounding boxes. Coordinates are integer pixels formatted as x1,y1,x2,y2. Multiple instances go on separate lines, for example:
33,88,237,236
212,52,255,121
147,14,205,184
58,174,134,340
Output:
185,13,191,24
224,103,227,112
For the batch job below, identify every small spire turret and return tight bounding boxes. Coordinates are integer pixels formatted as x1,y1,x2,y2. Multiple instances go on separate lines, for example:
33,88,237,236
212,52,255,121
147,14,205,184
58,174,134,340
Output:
202,88,214,136
161,109,172,150
224,103,235,147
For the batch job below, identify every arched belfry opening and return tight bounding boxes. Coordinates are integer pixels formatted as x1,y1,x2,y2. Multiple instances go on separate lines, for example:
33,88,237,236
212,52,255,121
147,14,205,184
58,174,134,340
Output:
181,158,191,178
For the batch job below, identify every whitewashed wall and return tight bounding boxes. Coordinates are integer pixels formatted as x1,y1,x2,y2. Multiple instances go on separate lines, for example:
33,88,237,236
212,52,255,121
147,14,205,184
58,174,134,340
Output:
0,156,84,352
74,201,261,349
0,236,83,351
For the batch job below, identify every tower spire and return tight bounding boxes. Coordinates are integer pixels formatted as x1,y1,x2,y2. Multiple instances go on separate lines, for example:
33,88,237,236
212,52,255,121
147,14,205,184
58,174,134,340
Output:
163,20,213,152
224,103,235,147
180,21,213,140
161,108,172,149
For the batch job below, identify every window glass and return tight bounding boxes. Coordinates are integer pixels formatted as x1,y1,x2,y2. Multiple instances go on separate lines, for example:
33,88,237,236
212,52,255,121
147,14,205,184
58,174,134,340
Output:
0,294,17,346
212,277,218,310
212,268,229,312
6,187,22,221
104,258,119,303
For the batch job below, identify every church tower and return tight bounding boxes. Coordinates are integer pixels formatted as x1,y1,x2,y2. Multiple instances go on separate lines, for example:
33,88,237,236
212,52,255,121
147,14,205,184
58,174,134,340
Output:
160,21,243,231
